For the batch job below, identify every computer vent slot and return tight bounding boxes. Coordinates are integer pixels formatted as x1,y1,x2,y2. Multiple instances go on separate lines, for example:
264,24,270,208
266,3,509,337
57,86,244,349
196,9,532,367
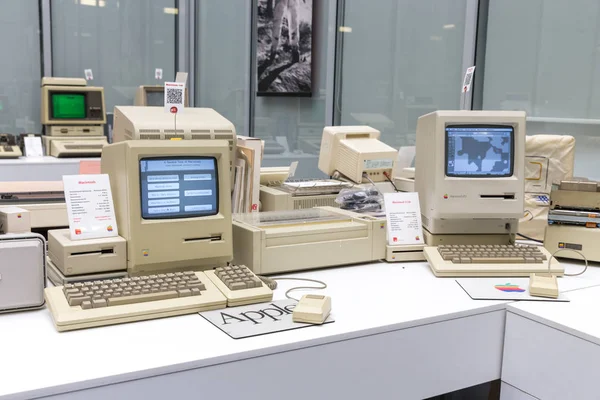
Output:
191,129,211,133
164,129,185,133
191,133,210,140
338,144,360,177
214,134,234,140
140,134,161,140
294,196,339,210
139,129,160,133
124,128,134,140
215,129,233,134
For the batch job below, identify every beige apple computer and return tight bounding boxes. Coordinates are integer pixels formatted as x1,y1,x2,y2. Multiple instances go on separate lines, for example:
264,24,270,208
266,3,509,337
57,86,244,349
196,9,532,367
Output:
40,77,108,157
134,85,189,107
318,126,398,184
112,106,236,181
416,110,563,277
44,140,273,331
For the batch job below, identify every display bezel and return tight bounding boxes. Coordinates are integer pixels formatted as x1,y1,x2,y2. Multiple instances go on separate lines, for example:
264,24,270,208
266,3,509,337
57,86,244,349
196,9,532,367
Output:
444,124,515,178
139,156,219,220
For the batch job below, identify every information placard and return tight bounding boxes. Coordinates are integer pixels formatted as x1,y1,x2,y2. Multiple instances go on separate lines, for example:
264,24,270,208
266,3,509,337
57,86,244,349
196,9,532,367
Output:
63,174,118,241
384,192,424,245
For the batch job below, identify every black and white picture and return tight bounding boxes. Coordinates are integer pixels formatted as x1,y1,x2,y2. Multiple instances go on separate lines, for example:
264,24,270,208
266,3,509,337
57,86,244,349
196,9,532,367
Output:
257,0,313,96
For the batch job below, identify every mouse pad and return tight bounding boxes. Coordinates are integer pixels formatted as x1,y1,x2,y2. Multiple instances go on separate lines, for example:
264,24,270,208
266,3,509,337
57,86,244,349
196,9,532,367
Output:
199,299,335,339
456,278,569,302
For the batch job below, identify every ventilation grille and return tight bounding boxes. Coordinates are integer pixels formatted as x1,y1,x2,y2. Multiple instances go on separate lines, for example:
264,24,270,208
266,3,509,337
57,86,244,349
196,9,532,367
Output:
338,144,360,179
214,134,234,140
164,129,185,133
124,128,134,140
191,129,211,133
294,196,339,210
215,129,233,134
64,144,103,150
140,134,161,140
139,129,160,133
191,133,210,140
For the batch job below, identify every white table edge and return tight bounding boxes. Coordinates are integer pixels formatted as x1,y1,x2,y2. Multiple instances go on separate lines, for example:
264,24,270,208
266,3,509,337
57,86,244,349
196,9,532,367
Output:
4,304,507,400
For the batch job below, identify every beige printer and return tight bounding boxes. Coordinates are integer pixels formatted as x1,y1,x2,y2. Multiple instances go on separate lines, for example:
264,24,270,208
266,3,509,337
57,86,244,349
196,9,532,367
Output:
0,181,67,228
259,180,353,212
40,77,108,157
232,207,386,274
47,229,127,285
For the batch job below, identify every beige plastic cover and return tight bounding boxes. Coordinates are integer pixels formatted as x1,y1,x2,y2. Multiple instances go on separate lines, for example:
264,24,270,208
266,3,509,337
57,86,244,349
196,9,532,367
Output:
519,134,576,239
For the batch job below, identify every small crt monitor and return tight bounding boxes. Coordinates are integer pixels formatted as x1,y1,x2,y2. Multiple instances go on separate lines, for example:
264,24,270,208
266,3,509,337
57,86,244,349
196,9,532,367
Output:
139,157,219,220
41,77,106,125
445,125,513,178
101,140,232,276
415,110,526,235
134,85,189,107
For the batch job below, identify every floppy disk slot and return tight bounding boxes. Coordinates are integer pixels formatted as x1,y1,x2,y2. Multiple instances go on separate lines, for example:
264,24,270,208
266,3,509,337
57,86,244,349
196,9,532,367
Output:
480,194,515,200
184,235,222,243
71,248,114,256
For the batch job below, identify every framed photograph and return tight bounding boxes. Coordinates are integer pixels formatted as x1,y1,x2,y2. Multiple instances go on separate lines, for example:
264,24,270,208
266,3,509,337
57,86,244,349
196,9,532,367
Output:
257,0,313,97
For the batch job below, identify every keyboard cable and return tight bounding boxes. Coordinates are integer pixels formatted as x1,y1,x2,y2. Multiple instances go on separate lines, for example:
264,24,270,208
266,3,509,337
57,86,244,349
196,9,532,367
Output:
257,276,327,301
548,248,588,277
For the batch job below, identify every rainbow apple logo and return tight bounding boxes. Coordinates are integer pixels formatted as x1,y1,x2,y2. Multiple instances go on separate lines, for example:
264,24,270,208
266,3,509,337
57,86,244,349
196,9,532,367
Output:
443,194,449,199
495,283,525,293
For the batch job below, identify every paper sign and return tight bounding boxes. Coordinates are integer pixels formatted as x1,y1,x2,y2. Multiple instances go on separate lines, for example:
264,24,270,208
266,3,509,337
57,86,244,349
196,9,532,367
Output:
155,68,163,80
200,299,334,339
175,72,189,84
84,69,94,81
456,278,569,302
24,136,43,157
79,160,101,175
63,174,118,241
384,192,423,245
164,82,185,114
462,66,475,93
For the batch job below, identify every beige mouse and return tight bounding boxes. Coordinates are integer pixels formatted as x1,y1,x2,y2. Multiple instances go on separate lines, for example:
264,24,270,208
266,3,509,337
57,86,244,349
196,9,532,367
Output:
292,294,331,324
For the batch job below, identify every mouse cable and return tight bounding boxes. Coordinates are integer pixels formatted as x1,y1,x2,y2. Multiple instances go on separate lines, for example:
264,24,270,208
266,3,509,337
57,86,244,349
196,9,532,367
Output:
257,276,327,301
548,248,589,277
516,232,543,244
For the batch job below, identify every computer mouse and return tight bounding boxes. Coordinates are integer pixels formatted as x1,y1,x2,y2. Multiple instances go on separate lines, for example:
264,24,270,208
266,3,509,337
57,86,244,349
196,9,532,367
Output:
292,294,331,324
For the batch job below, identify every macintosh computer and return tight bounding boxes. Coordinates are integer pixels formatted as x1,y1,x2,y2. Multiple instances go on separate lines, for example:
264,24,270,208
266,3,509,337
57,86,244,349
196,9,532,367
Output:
44,140,273,331
415,110,563,277
318,126,398,184
134,85,189,107
113,106,236,181
40,77,108,157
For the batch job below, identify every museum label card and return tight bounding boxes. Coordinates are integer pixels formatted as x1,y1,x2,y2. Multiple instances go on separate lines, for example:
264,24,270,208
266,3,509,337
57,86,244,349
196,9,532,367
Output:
63,174,118,241
384,192,424,246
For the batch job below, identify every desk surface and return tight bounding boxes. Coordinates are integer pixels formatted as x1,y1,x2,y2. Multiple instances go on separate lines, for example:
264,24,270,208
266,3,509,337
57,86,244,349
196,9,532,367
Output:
0,261,508,399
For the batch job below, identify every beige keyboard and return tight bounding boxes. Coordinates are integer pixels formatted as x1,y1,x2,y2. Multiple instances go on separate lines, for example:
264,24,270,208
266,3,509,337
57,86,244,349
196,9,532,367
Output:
205,264,273,306
423,244,564,277
45,267,273,332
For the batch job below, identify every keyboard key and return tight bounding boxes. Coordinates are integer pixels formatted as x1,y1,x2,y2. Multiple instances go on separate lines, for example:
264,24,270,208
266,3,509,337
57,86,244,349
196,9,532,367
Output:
108,291,178,306
81,300,92,310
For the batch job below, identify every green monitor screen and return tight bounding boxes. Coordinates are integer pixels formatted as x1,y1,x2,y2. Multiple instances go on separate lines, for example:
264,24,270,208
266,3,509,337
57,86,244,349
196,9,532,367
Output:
51,93,86,119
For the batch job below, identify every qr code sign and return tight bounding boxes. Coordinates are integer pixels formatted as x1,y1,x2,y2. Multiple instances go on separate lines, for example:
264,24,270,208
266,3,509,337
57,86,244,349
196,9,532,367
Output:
166,88,183,104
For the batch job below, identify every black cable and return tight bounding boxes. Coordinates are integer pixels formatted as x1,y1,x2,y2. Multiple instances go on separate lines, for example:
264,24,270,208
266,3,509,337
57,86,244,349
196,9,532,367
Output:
516,232,544,243
383,171,400,192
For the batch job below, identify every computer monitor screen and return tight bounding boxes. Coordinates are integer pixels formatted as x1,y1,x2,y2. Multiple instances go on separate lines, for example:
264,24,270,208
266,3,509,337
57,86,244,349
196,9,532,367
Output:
145,90,164,106
445,125,513,177
139,157,218,219
51,93,86,119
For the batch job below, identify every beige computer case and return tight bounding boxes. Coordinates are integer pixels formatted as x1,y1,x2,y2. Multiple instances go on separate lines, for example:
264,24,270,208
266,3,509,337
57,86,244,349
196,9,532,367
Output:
41,83,106,126
232,207,386,274
544,224,600,262
101,140,233,276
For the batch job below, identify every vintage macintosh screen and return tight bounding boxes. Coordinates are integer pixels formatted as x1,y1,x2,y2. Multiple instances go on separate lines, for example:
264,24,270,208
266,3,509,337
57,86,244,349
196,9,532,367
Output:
101,140,233,275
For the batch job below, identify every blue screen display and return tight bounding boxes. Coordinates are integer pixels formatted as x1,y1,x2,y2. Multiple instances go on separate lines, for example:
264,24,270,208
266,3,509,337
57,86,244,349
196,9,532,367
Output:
445,126,514,177
139,157,218,219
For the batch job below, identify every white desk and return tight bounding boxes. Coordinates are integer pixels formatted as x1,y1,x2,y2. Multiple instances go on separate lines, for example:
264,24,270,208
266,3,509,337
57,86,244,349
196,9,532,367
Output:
0,156,99,182
0,262,509,400
501,261,600,400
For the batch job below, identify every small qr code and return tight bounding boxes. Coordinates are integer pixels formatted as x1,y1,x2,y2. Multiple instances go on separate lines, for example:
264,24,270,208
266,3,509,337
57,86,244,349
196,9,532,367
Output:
464,72,473,86
166,88,183,104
